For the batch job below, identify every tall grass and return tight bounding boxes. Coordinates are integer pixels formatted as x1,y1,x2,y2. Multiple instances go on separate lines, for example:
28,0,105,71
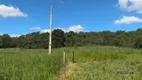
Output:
65,46,142,62
0,49,63,80
71,60,142,80
0,46,141,80
65,46,142,80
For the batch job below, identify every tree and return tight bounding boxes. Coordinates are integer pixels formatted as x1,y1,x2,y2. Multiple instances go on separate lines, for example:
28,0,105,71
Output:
101,31,115,45
52,29,65,48
0,28,141,49
134,37,142,49
2,34,11,48
40,32,49,49
17,35,26,48
11,37,18,48
0,35,3,48
25,32,41,49
65,31,75,47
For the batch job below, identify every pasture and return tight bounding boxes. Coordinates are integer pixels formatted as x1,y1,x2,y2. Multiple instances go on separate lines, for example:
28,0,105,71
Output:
0,46,142,80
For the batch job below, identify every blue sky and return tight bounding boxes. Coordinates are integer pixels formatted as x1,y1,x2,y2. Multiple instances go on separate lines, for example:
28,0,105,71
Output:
0,0,142,36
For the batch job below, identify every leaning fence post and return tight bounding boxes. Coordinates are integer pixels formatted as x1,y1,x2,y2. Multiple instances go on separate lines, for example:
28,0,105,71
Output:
63,50,66,79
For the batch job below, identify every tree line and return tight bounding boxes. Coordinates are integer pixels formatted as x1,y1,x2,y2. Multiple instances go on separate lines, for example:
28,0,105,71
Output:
0,28,142,49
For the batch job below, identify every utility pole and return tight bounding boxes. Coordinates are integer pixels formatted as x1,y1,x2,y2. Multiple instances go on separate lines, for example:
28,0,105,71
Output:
49,6,53,55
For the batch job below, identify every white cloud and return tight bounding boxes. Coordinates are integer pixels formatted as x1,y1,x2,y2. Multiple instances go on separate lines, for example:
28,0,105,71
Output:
55,25,85,33
118,0,142,13
10,34,21,37
40,29,50,33
114,16,142,24
30,26,50,33
118,0,128,9
68,25,84,33
40,28,67,33
0,4,28,17
55,27,68,32
30,26,41,30
0,34,21,37
30,25,85,33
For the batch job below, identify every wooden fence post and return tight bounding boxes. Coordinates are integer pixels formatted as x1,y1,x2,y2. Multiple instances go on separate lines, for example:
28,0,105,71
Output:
72,50,75,63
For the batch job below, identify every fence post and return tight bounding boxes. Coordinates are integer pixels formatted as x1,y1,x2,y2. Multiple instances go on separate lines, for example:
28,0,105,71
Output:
63,50,66,79
72,50,75,63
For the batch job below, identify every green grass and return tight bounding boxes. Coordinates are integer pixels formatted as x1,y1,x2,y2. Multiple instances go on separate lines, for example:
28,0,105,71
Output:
0,49,63,80
0,46,142,80
66,46,142,80
66,46,142,62
70,60,142,80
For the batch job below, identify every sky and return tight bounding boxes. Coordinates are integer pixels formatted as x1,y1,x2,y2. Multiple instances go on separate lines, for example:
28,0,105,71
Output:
0,0,142,37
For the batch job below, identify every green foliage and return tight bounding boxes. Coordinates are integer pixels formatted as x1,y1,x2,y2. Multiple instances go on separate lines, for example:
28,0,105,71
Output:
1,34,11,48
64,31,75,47
134,37,142,48
0,35,3,48
0,28,142,49
52,29,65,48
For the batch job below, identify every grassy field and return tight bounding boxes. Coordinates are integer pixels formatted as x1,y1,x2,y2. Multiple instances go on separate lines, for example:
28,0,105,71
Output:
66,46,142,80
0,46,142,80
0,49,63,80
